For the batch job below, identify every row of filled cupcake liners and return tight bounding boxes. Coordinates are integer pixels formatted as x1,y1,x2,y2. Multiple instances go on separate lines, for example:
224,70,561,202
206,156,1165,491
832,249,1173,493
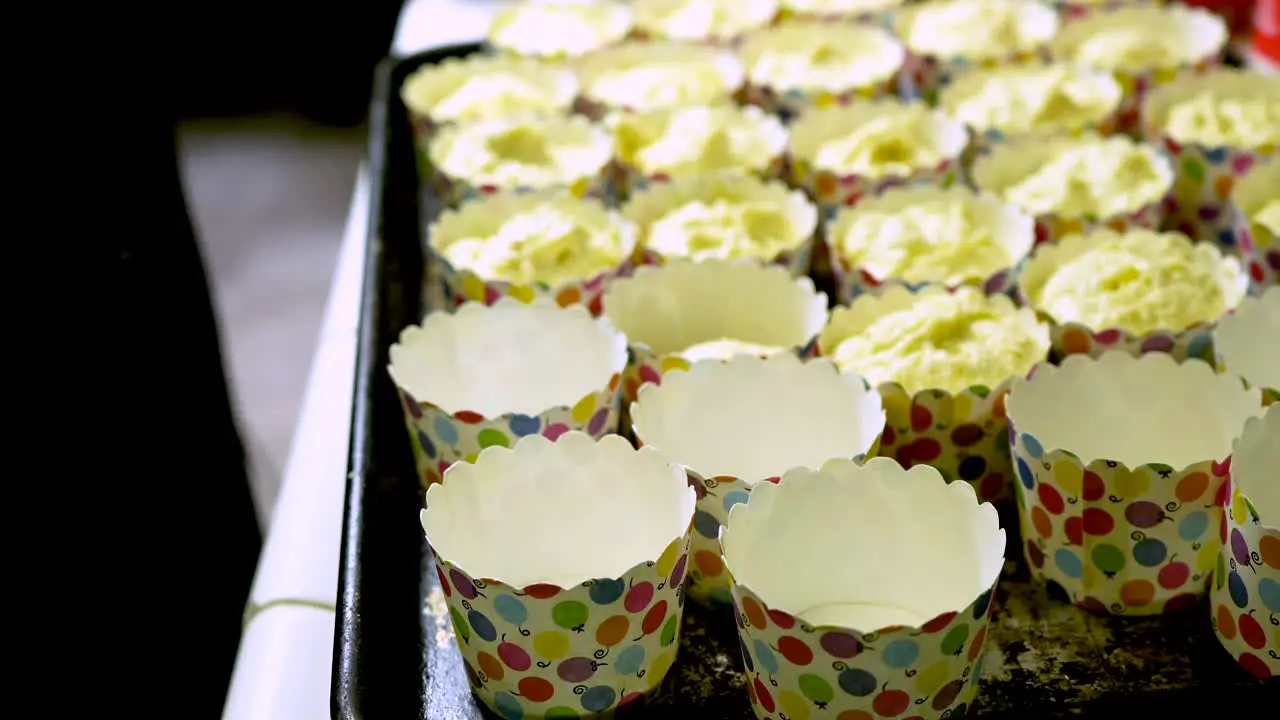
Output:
395,295,1279,719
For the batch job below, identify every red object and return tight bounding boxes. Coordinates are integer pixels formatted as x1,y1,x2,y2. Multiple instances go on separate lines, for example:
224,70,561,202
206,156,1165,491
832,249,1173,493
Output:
1253,0,1280,64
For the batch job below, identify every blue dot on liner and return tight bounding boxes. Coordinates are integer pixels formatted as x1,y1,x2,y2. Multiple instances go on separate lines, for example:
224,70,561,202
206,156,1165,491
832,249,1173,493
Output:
1228,571,1250,609
1206,147,1228,163
693,510,721,540
1258,577,1280,614
1016,458,1036,491
494,595,528,626
1054,548,1083,579
1217,228,1237,248
722,491,750,514
740,638,755,672
509,414,540,436
1020,433,1044,459
972,588,993,619
417,430,437,460
1132,538,1167,568
615,645,646,675
1186,332,1214,362
494,692,524,720
580,686,617,713
1178,511,1209,541
881,639,919,669
433,415,460,445
468,610,497,643
589,578,626,605
754,639,779,675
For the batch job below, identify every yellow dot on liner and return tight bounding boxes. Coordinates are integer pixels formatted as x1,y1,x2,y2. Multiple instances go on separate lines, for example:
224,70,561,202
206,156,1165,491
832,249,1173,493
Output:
1232,493,1248,525
1113,467,1150,498
464,453,479,464
915,659,950,695
950,393,974,423
779,690,810,720
572,394,597,424
508,285,536,303
534,630,570,660
881,389,911,427
1197,542,1217,573
1055,461,1084,497
656,540,680,578
1082,563,1103,591
646,650,675,689
660,355,689,373
462,274,488,302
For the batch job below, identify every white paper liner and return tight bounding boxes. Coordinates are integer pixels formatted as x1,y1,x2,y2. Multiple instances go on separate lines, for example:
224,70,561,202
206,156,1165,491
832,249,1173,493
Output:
487,0,635,60
574,40,746,118
426,192,639,314
1210,405,1280,678
1017,228,1248,362
1213,286,1280,403
422,432,696,716
400,55,579,130
389,299,629,483
722,457,1004,717
1231,158,1280,294
1006,351,1265,614
631,354,884,604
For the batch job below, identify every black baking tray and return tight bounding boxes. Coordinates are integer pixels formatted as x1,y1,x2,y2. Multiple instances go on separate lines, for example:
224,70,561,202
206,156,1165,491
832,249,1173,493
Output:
332,45,1277,719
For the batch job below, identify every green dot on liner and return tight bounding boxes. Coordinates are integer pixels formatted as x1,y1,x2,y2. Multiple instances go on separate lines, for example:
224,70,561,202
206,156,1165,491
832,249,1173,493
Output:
477,428,510,449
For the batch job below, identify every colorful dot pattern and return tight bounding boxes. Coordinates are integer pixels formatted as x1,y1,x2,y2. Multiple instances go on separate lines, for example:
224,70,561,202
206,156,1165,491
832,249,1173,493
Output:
1009,427,1230,615
395,378,623,489
433,252,629,317
898,49,1047,107
738,76,899,126
1039,319,1218,365
1214,354,1280,409
730,575,998,720
430,532,692,720
829,240,1019,304
773,7,895,25
1113,62,1212,138
1209,479,1280,679
789,157,959,219
1148,131,1276,250
873,383,1017,507
428,164,614,210
1232,200,1280,295
612,154,789,202
964,113,1121,179
1054,0,1158,24
1024,198,1163,248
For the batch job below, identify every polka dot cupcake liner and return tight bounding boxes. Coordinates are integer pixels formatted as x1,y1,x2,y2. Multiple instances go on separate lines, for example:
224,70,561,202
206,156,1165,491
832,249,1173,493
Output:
1209,407,1280,679
1214,287,1280,407
1015,229,1248,363
722,458,1005,720
420,432,697,719
738,75,901,125
602,259,830,416
612,153,790,203
631,355,885,606
1052,0,1161,24
815,286,1051,506
571,42,747,121
1231,158,1280,294
389,300,629,487
428,163,617,210
824,185,1035,303
789,158,963,221
773,3,901,25
1006,351,1264,615
896,48,1049,106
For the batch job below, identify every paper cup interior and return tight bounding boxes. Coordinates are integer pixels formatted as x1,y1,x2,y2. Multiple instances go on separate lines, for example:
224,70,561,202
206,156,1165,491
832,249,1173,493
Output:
488,0,635,59
607,104,788,176
400,55,579,123
1007,351,1264,469
389,299,628,418
423,432,696,588
428,192,638,285
576,40,746,109
738,20,905,94
604,259,828,355
1049,5,1227,71
895,0,1059,60
723,457,1005,632
634,0,779,41
828,185,1035,279
789,100,969,171
1019,228,1248,329
630,354,884,481
1214,287,1280,392
1231,406,1280,523
1233,157,1280,221
1144,69,1280,145
427,115,615,189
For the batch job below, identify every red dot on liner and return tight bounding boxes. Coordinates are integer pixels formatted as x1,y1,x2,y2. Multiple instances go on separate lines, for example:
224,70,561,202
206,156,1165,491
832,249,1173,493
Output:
454,410,485,424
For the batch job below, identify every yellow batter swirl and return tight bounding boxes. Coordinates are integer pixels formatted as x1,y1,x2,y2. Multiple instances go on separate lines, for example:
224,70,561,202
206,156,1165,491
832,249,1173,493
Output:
488,0,634,59
577,41,745,111
739,21,904,94
1000,136,1170,218
1052,6,1227,73
401,57,577,124
794,102,960,179
610,105,785,178
430,116,613,190
1164,92,1280,150
634,0,778,41
898,0,1058,61
941,63,1121,136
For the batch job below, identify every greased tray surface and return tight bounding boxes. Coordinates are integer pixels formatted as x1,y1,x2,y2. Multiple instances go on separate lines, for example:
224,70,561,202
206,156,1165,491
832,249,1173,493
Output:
332,46,1275,720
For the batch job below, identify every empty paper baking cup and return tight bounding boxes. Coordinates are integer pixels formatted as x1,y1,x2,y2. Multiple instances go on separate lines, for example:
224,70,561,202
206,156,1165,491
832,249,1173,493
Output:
787,101,967,214
1210,406,1280,679
825,185,1035,302
1006,351,1265,615
607,104,788,198
776,0,905,22
388,299,628,487
427,192,638,314
426,115,616,207
817,286,1051,504
894,0,1060,104
1142,69,1280,249
1017,228,1248,362
736,21,904,121
620,174,818,273
574,41,746,119
1214,287,1280,406
1231,158,1280,294
631,354,884,605
1048,4,1226,135
602,259,828,409
486,0,634,61
723,458,1005,719
631,0,779,45
422,432,697,717
971,133,1173,246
